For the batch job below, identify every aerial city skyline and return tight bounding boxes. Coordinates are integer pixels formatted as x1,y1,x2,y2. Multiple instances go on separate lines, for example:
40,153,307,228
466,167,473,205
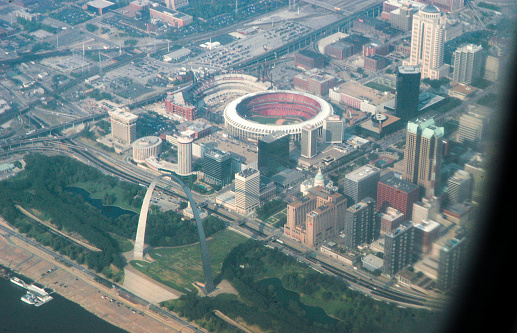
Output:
0,0,514,332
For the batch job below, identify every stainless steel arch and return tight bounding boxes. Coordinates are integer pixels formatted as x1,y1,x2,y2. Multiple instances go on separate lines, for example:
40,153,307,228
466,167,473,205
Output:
133,174,215,294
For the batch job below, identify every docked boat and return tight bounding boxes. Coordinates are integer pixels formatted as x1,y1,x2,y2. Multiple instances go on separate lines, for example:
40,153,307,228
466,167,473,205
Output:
21,292,37,305
10,276,27,288
28,283,48,296
35,295,53,307
21,292,53,306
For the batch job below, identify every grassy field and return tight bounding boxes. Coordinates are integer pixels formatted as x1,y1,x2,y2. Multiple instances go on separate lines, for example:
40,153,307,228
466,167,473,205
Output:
130,229,248,294
250,115,304,125
110,233,134,253
264,208,287,228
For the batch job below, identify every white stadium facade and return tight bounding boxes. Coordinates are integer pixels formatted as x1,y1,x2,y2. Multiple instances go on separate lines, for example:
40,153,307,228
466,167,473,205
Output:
224,90,334,141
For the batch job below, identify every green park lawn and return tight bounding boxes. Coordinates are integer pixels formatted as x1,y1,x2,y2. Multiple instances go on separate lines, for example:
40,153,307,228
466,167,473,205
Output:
130,229,248,294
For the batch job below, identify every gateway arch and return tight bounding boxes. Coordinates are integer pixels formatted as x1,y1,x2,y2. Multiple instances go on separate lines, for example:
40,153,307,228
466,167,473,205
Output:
133,173,214,294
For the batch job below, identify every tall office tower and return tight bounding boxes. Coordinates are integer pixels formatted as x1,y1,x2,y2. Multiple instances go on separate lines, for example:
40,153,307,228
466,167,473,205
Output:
301,125,319,158
343,165,381,205
378,207,405,234
452,44,484,85
203,149,233,186
377,172,421,219
323,115,344,143
437,235,467,291
457,110,487,148
413,219,441,256
258,132,290,177
483,54,501,82
402,118,444,197
406,5,449,79
389,2,414,31
412,196,440,224
395,66,421,121
344,197,377,249
284,187,347,247
447,170,473,204
235,168,260,214
383,222,415,277
464,153,485,198
166,0,189,10
109,109,138,145
176,136,193,176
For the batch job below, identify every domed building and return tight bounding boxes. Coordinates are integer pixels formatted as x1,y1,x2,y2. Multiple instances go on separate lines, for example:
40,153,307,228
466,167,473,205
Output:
300,168,339,195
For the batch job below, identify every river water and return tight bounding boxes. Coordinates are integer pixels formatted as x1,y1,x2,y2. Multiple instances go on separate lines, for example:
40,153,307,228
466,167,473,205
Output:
0,187,137,332
0,276,127,332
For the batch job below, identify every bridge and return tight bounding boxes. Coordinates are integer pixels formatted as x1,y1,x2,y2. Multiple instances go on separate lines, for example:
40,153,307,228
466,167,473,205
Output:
133,173,215,294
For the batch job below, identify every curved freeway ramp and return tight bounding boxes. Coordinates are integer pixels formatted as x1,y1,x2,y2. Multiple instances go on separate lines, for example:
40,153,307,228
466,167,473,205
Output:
133,174,215,294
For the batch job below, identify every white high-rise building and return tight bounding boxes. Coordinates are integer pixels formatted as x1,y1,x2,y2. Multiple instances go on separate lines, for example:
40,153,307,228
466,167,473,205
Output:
166,0,189,10
406,5,449,80
235,168,260,214
177,136,193,176
452,44,484,85
109,109,138,145
301,125,319,158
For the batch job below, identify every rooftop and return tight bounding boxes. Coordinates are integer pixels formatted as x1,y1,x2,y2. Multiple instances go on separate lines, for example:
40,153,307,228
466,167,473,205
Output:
420,4,441,14
379,172,420,193
87,0,115,9
345,165,380,181
398,66,420,75
259,131,289,143
237,168,259,178
333,81,394,105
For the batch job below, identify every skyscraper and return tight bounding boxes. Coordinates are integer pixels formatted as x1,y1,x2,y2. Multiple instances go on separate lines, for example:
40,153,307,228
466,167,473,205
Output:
109,109,138,145
457,110,487,148
402,118,444,197
383,222,415,277
437,235,467,291
176,136,193,176
301,125,318,158
235,168,261,214
389,2,414,31
258,132,290,177
452,44,484,85
343,165,381,205
406,5,449,79
447,170,472,204
344,197,377,249
203,149,233,187
395,66,421,121
323,115,345,143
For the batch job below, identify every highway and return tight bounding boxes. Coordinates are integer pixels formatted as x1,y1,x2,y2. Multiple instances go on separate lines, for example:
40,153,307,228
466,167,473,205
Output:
0,135,451,311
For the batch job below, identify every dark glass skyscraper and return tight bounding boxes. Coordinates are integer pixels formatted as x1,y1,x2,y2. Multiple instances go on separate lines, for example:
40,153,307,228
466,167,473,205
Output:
395,66,421,121
203,149,233,186
258,132,290,177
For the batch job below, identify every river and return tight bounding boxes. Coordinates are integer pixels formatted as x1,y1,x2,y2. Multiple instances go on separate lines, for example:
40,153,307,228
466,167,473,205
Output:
0,276,127,332
0,187,137,332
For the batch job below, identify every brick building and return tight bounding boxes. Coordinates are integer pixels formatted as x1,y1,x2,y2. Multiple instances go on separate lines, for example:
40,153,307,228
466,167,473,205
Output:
377,172,421,219
164,91,196,121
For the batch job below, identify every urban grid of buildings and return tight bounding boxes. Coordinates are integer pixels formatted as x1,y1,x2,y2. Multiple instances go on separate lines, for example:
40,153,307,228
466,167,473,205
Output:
0,0,505,315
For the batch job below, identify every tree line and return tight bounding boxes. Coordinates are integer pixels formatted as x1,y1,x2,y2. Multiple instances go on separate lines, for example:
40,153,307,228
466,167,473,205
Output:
165,240,439,333
0,154,226,279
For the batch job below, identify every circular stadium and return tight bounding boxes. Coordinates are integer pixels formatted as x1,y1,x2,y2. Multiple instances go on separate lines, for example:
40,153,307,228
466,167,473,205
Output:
224,90,334,141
